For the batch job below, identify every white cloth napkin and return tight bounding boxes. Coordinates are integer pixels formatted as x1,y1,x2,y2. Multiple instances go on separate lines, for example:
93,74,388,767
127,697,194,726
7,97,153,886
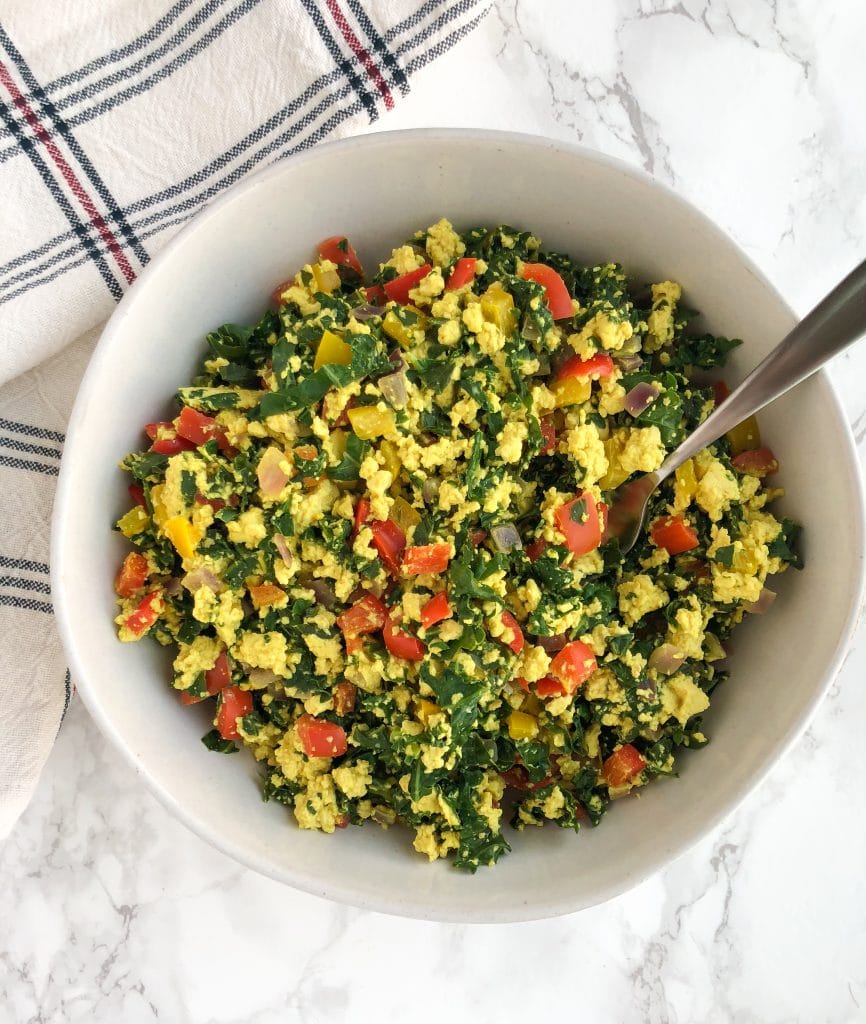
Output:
0,0,492,839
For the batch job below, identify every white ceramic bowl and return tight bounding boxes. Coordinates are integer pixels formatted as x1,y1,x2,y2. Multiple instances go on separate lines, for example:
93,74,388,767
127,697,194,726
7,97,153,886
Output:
53,129,865,923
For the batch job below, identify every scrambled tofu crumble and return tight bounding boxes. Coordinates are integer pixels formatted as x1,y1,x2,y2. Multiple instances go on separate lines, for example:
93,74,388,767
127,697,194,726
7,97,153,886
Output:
113,220,802,871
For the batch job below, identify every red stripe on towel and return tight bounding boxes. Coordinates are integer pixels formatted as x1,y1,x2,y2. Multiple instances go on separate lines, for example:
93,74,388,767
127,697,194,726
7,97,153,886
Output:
0,60,136,284
325,0,394,110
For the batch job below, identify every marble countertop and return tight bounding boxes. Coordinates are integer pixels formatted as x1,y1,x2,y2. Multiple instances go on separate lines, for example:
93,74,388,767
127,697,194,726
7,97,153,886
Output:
4,2,866,1021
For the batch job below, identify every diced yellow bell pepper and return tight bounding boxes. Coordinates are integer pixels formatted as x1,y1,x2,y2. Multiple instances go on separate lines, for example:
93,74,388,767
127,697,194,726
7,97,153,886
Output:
314,329,352,371
520,693,543,717
391,495,421,535
378,439,402,486
480,282,517,335
726,415,761,455
507,710,539,741
675,459,697,498
117,506,149,538
551,375,592,408
328,428,348,461
149,483,169,529
382,310,414,348
163,515,202,561
347,405,396,440
703,632,726,663
599,438,630,490
311,261,341,294
416,699,442,726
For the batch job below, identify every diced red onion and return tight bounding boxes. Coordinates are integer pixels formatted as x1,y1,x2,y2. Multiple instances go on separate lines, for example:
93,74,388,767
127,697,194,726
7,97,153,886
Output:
182,567,223,593
744,587,776,614
490,522,523,553
624,381,661,416
616,352,643,372
350,304,386,321
273,533,292,566
422,477,440,504
257,446,290,498
618,333,643,356
378,370,408,409
534,633,568,655
648,643,686,675
249,668,279,688
299,574,337,609
521,318,541,342
371,805,395,826
163,577,182,597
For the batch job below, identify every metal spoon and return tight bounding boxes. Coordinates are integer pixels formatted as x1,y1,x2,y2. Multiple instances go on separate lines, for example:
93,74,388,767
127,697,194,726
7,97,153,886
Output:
607,257,866,553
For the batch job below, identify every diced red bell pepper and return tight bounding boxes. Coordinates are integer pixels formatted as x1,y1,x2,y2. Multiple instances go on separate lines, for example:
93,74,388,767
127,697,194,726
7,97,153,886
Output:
318,235,364,276
420,591,452,629
145,421,197,455
248,583,287,610
534,675,568,698
124,591,162,637
128,483,146,507
601,744,646,787
525,538,549,562
336,593,388,637
445,257,477,291
731,447,779,476
364,285,387,305
293,444,318,463
333,680,357,716
519,263,574,320
152,436,196,455
180,690,208,705
555,491,602,557
500,764,554,792
382,612,425,661
195,493,227,512
712,380,731,405
402,543,451,576
271,276,294,305
651,515,700,555
499,611,524,655
516,674,572,699
297,714,348,757
369,518,406,576
549,640,597,694
115,552,149,598
351,496,371,540
554,352,616,383
216,686,253,741
176,406,229,452
383,264,432,305
205,650,232,695
540,417,557,454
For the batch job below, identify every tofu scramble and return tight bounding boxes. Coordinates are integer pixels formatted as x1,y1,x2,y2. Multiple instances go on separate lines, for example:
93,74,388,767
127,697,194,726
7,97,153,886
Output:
113,220,801,871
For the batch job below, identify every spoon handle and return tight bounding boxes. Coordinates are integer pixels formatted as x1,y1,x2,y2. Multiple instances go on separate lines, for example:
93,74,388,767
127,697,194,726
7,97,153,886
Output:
656,256,866,479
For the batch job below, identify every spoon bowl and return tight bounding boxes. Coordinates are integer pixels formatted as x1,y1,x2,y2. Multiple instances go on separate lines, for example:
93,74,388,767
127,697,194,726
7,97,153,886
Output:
607,256,866,552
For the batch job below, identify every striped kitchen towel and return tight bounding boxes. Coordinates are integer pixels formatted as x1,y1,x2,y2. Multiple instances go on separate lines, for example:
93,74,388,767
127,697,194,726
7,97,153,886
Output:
0,0,492,839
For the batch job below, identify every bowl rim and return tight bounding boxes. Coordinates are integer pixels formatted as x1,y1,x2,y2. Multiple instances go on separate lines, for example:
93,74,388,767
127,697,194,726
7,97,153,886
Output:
51,127,866,923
